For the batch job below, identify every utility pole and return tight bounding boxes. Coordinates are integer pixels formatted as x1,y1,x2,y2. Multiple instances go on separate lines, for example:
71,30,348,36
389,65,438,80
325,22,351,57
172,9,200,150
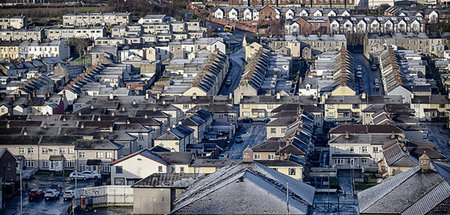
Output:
19,161,22,215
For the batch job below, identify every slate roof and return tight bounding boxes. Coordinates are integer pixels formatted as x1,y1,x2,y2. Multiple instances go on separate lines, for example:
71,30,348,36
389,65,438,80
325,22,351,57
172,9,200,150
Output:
155,152,193,165
330,125,404,134
75,139,123,150
383,144,418,167
172,162,315,214
358,162,450,215
111,149,168,166
132,173,202,188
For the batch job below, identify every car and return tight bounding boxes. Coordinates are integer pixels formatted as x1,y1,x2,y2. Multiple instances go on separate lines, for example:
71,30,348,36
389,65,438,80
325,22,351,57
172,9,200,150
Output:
28,189,44,201
239,118,253,123
80,171,101,180
69,172,87,180
371,64,377,70
254,118,270,123
356,71,362,78
356,65,362,71
225,78,232,86
374,83,380,90
63,190,75,201
44,189,60,200
235,135,243,143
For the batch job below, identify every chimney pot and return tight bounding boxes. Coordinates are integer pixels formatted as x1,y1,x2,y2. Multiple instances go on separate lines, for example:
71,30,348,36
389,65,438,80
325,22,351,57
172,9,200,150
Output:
6,121,10,129
345,131,350,139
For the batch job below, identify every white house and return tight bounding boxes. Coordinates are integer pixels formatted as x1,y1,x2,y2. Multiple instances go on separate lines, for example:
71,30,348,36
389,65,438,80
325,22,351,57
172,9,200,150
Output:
229,8,239,21
286,9,295,20
313,10,323,17
214,8,224,19
243,8,253,20
27,40,70,60
357,20,367,33
110,149,170,185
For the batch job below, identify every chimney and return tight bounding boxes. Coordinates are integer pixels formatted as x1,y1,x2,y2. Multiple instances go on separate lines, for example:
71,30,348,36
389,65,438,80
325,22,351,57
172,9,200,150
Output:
78,112,82,116
33,90,36,97
90,104,94,109
111,112,115,117
344,131,350,139
100,135,104,140
126,119,130,124
13,94,16,100
6,121,10,129
419,152,430,172
145,93,149,100
109,125,114,132
132,100,137,105
276,93,281,100
63,117,66,122
80,122,85,129
43,122,47,129
98,116,101,121
144,114,148,119
242,146,254,163
391,131,395,139
361,92,366,100
192,93,197,100
109,93,114,100
28,93,31,100
121,107,126,112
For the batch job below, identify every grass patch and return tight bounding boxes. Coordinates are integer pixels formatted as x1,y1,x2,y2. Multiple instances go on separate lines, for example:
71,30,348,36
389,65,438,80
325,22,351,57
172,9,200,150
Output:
73,54,92,63
355,182,378,191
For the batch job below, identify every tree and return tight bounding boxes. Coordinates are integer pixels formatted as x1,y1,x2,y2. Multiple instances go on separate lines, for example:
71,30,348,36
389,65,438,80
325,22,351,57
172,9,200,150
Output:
68,38,90,58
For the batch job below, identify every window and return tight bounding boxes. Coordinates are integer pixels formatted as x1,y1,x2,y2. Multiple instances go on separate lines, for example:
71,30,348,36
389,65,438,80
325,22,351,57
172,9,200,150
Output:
106,152,113,158
158,166,164,172
43,160,49,168
180,167,185,173
102,163,111,172
242,104,250,109
59,148,66,154
79,152,86,158
350,147,354,152
373,147,379,153
352,104,360,109
289,168,296,175
19,148,24,154
115,166,123,174
270,128,276,133
335,158,344,164
96,152,103,158
361,158,367,163
194,167,200,173
27,148,34,154
362,147,368,153
254,154,261,160
42,148,48,154
25,159,34,167
281,128,287,133
80,164,86,171
268,154,275,160
183,104,189,109
66,160,74,168
327,104,334,108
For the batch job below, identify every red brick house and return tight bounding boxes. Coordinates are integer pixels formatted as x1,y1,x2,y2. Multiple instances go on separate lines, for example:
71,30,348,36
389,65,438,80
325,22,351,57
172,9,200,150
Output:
259,6,279,21
296,17,330,35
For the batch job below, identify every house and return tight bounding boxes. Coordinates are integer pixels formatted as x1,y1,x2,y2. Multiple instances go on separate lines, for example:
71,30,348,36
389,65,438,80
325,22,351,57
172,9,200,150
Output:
0,148,17,184
379,143,418,177
358,156,450,215
132,173,202,214
154,124,194,152
171,149,315,214
138,15,170,24
110,149,194,185
75,139,124,174
0,16,26,29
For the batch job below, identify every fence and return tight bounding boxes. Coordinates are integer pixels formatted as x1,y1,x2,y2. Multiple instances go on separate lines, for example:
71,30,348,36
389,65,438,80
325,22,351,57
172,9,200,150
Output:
73,185,133,208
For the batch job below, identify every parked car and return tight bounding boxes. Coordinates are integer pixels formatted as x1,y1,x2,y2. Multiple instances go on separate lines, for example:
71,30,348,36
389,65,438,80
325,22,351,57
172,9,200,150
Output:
356,71,362,78
44,189,60,200
239,118,253,123
371,64,377,70
63,190,74,201
254,118,270,123
235,135,243,143
28,189,44,201
80,171,101,180
356,65,362,71
225,78,232,86
69,172,87,180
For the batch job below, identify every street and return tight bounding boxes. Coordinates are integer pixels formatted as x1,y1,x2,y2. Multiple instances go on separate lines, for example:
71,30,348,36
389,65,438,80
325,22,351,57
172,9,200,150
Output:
422,123,450,159
353,53,384,96
3,174,97,215
219,46,244,95
226,122,267,159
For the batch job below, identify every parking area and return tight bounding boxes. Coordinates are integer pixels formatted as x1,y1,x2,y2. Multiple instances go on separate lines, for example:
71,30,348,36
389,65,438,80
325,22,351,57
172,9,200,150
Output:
3,174,99,215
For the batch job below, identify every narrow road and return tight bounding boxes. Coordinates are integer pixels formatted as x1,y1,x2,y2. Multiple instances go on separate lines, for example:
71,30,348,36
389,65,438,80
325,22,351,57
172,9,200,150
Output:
227,122,267,159
353,53,384,96
219,46,244,95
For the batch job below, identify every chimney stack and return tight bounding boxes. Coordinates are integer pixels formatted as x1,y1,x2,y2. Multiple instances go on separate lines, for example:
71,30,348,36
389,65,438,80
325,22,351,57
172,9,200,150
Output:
419,152,430,172
391,131,395,139
6,121,10,129
242,146,254,163
80,122,85,129
345,131,350,139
